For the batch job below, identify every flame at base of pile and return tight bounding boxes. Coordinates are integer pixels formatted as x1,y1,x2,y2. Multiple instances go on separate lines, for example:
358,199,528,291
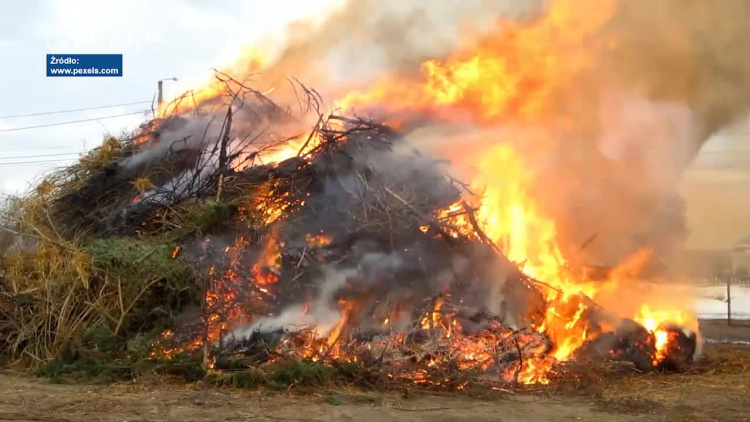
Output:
231,299,554,387
214,289,698,387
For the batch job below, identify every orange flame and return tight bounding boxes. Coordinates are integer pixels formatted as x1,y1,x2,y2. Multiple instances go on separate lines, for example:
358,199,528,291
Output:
459,142,697,382
251,227,282,286
634,304,697,366
158,48,268,117
305,232,332,248
337,0,617,124
326,300,356,347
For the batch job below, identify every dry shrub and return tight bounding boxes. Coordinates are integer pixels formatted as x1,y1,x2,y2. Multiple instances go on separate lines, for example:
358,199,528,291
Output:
0,192,98,361
78,135,123,172
0,136,197,366
0,217,194,364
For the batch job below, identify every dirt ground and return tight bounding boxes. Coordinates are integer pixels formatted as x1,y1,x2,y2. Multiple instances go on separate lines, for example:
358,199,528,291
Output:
699,319,750,343
0,321,748,422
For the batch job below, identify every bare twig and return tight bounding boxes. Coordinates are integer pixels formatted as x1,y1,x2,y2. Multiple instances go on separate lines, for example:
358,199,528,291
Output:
216,106,233,202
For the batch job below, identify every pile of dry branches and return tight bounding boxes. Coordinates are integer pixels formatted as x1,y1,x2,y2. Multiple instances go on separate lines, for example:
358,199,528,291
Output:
0,77,696,390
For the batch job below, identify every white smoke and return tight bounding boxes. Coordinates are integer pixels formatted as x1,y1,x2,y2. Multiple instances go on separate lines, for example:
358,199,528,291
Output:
228,252,405,340
121,115,221,170
231,268,357,339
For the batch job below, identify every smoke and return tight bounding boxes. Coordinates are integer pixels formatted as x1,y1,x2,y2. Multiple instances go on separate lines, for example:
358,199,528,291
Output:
158,0,750,266
120,116,220,170
601,0,750,144
537,0,750,263
112,0,750,350
207,0,750,153
122,102,307,171
214,0,544,100
536,95,698,265
231,267,357,338
229,0,749,266
226,245,523,342
216,130,540,340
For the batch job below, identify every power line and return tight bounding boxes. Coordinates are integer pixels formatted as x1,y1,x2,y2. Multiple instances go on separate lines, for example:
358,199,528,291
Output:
0,159,76,167
0,110,149,133
0,152,82,161
0,101,152,119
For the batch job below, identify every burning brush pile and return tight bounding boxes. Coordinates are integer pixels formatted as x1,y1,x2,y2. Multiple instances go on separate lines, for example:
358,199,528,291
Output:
0,77,699,389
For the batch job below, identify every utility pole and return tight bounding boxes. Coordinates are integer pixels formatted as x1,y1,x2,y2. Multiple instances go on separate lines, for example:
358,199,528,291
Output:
727,269,732,326
157,77,178,110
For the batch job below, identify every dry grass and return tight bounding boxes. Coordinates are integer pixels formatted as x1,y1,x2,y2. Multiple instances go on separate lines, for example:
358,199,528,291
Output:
0,134,195,366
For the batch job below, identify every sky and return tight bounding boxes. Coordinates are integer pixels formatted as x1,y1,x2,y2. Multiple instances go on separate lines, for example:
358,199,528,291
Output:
0,0,342,192
0,0,748,250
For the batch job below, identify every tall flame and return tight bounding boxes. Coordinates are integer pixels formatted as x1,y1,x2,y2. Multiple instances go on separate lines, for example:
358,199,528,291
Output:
471,144,595,367
472,142,697,379
337,0,618,124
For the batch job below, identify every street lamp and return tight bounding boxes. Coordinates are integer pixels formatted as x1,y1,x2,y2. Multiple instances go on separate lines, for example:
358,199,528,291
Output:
157,77,178,109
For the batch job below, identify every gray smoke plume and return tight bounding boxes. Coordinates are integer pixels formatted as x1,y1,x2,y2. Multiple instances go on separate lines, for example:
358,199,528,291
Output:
162,0,750,267
533,0,750,264
258,0,750,267
230,267,357,338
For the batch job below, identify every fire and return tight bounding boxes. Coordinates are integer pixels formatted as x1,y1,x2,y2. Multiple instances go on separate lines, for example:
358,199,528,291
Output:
458,142,698,381
251,228,282,286
305,233,332,248
132,119,162,145
266,131,324,163
517,358,554,385
231,131,326,174
145,0,700,386
326,300,356,347
157,48,268,117
251,264,279,287
324,3,635,377
472,145,566,283
634,304,697,365
337,0,617,124
469,144,595,367
420,297,444,330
